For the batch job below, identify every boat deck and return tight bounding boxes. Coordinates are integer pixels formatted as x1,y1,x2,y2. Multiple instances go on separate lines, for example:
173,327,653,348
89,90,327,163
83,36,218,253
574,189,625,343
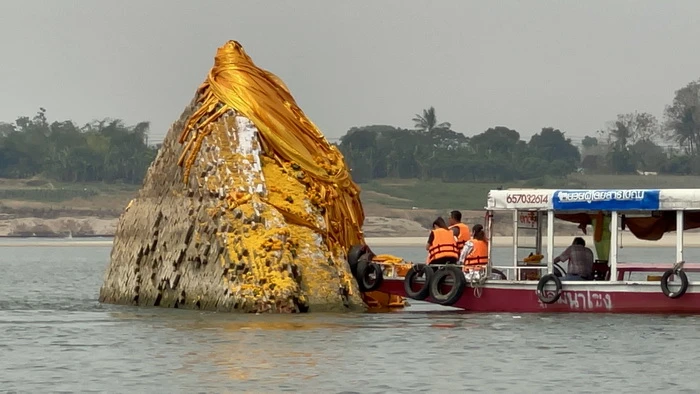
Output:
381,261,700,281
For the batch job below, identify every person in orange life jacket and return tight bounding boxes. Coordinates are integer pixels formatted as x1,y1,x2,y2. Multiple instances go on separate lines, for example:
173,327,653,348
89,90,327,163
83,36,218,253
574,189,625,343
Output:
448,210,471,254
425,216,460,265
458,223,483,261
461,224,489,270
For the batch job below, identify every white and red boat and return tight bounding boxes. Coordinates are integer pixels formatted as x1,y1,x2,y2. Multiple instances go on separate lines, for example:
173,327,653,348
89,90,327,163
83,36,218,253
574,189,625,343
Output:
352,188,700,314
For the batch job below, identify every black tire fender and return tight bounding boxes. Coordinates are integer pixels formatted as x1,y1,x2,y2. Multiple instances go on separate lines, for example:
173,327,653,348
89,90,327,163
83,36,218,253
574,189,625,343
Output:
492,268,507,280
537,274,562,304
661,269,689,299
347,244,369,277
429,266,467,306
403,264,433,300
357,261,384,292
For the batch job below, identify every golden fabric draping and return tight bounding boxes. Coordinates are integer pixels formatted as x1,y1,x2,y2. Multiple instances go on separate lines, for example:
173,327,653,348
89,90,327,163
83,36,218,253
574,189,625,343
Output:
177,40,364,250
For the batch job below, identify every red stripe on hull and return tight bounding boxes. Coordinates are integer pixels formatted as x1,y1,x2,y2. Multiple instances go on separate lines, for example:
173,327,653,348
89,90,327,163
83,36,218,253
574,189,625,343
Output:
378,279,700,314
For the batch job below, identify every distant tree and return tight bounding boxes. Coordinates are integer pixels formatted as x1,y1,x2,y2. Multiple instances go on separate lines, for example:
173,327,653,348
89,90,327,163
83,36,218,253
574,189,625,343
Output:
606,112,661,150
469,126,521,157
629,140,666,172
527,128,581,177
596,112,662,174
664,79,700,155
428,128,468,150
412,106,451,133
580,154,602,172
0,109,156,183
338,126,381,182
582,136,598,148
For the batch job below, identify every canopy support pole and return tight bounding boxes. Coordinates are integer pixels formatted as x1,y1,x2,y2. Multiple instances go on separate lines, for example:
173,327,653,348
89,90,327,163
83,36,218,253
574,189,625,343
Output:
512,210,518,272
536,211,543,255
487,210,493,276
610,211,619,281
546,210,554,274
677,210,684,263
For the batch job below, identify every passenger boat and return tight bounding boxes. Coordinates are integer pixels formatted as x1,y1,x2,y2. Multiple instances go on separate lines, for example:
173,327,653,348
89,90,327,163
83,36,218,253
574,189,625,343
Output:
351,188,700,314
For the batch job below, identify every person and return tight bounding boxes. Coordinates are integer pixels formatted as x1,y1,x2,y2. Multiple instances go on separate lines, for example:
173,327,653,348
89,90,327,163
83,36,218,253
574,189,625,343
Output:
425,217,460,265
448,210,471,254
553,237,594,280
462,224,489,270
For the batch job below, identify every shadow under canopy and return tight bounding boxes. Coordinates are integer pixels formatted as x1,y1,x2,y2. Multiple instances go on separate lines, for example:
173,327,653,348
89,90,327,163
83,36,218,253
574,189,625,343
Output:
555,211,700,242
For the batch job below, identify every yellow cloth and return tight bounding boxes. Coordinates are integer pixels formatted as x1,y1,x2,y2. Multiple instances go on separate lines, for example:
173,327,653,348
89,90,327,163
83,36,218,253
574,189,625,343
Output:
592,215,611,261
178,40,364,250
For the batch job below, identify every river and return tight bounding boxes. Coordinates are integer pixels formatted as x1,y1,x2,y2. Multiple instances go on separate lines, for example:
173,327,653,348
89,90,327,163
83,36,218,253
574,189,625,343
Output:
1,239,699,392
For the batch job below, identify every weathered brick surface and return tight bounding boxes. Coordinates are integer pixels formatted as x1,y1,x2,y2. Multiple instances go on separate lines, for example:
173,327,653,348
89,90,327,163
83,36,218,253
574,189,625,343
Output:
99,97,365,313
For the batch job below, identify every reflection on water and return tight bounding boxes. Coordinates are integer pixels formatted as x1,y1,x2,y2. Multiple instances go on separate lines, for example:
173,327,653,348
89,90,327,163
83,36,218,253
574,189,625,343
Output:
2,245,700,392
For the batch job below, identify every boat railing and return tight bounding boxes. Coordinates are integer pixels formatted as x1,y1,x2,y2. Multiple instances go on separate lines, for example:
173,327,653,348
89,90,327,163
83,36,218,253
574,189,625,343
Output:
491,265,548,281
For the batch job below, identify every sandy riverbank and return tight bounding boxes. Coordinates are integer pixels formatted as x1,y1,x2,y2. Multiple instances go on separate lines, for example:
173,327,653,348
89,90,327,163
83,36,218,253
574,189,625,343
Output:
1,232,698,248
0,213,584,239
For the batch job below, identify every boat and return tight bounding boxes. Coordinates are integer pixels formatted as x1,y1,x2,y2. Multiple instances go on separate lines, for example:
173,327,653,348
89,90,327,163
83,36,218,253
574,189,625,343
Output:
350,188,700,314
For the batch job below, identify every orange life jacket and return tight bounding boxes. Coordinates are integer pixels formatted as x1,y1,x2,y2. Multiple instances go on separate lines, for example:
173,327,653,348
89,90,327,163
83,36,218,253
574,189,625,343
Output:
428,228,459,262
465,239,488,265
449,222,471,250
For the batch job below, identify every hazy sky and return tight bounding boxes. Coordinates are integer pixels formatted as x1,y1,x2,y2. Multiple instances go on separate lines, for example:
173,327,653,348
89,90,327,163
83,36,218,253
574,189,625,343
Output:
2,1,700,144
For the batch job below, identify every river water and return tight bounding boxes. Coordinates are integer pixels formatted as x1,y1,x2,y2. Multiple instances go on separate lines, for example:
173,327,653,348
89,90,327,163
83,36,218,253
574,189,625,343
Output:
1,238,699,393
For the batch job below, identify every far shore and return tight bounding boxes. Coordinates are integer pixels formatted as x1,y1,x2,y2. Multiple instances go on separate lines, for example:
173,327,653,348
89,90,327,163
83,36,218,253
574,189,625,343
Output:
367,234,698,248
1,233,698,248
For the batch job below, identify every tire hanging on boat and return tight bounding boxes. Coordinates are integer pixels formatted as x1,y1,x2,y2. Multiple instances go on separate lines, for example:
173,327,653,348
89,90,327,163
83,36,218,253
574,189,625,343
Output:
491,268,507,280
536,274,562,304
429,266,467,306
356,260,384,292
660,269,689,299
347,244,371,277
403,264,434,300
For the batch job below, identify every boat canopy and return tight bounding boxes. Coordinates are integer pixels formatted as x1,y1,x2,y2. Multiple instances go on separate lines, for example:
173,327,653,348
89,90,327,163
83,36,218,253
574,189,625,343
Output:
487,188,700,212
487,188,700,241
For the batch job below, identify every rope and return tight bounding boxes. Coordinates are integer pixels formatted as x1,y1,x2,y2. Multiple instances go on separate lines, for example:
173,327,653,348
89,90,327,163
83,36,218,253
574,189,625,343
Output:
465,266,489,298
673,260,686,272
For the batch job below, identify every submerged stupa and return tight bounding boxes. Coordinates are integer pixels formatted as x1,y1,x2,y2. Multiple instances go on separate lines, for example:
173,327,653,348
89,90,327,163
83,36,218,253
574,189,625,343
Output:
99,40,379,313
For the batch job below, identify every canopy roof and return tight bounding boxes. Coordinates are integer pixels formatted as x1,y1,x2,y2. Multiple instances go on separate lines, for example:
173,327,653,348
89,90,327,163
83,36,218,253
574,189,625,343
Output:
487,188,700,241
487,188,700,212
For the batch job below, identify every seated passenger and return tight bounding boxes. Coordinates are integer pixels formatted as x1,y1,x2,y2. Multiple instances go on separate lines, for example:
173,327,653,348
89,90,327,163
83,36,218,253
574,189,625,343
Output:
425,217,460,265
448,210,471,254
462,224,489,271
553,237,594,280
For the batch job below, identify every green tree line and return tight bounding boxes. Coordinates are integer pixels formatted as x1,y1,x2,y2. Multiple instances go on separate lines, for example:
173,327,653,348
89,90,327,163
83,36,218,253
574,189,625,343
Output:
0,108,156,184
1,77,698,186
338,78,700,182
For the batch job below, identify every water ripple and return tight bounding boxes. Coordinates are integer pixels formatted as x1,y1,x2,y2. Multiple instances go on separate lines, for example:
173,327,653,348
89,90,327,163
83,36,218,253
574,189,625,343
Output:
2,245,700,391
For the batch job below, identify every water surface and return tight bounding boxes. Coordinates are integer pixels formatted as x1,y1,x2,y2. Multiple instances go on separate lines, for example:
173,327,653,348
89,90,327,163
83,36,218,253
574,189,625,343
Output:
1,240,698,392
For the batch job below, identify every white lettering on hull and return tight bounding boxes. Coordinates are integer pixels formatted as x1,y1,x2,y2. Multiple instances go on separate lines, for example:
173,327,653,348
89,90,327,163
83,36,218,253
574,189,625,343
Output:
537,290,613,310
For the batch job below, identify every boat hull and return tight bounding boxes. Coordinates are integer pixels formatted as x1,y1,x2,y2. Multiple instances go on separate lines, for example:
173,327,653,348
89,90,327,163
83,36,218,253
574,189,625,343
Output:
378,278,700,314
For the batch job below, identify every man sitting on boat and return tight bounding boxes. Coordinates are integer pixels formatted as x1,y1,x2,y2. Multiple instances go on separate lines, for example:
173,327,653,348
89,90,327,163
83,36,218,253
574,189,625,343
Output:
448,210,471,254
553,237,594,281
425,217,460,265
460,224,489,272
